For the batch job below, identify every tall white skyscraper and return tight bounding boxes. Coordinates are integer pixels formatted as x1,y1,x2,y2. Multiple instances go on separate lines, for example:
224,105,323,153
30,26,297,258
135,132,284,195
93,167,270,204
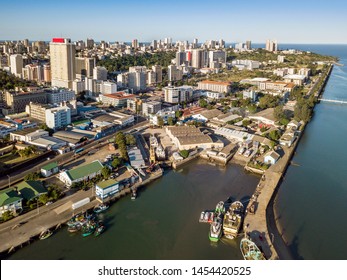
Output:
10,54,23,77
266,39,278,52
50,38,76,89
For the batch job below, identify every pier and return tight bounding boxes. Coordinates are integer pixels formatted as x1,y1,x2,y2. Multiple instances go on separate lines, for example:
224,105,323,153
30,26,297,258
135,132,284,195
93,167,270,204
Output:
318,98,347,104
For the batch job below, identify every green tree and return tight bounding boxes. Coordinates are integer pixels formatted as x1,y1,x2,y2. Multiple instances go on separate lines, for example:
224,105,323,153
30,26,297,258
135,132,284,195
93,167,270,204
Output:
38,194,49,205
199,98,208,108
24,172,40,181
273,105,285,121
111,157,122,169
242,119,251,127
157,116,164,127
258,95,279,109
179,150,189,158
101,166,111,179
175,110,183,118
267,130,281,141
125,134,136,146
167,117,175,126
39,123,54,136
1,210,14,222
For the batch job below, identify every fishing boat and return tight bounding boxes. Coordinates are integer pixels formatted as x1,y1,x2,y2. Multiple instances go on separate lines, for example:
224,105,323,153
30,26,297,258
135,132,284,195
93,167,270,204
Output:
93,204,109,214
67,224,81,233
215,201,225,214
240,237,266,260
94,224,106,236
39,229,53,240
81,225,95,237
199,211,205,222
223,201,244,239
131,189,137,200
209,215,223,242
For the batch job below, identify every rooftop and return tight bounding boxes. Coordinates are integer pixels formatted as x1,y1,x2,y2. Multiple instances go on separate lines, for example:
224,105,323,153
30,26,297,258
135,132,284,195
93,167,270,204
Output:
15,181,47,201
0,188,22,207
66,160,103,181
41,162,58,171
199,80,231,86
96,179,119,189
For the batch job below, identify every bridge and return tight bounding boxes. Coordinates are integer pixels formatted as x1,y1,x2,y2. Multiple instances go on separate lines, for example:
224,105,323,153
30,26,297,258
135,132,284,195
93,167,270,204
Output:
318,98,347,105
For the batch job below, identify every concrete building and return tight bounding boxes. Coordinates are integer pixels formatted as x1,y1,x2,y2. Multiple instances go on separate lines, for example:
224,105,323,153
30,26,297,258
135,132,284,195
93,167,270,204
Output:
142,101,162,116
95,179,120,202
75,57,95,78
249,108,277,126
10,54,23,77
4,90,47,114
164,85,193,103
191,49,206,69
46,88,76,104
132,39,138,49
168,65,183,82
100,92,136,108
93,66,107,80
197,80,231,93
259,81,295,92
41,162,59,177
22,64,44,83
50,38,76,89
264,151,280,165
45,106,71,129
265,39,278,52
43,65,51,83
209,50,226,67
283,74,306,86
176,51,186,66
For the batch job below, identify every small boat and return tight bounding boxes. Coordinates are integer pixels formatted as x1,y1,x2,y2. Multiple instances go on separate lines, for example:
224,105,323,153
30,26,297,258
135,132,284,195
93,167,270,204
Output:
215,201,225,214
199,211,205,222
39,230,53,240
94,225,106,237
131,189,137,200
81,225,95,237
223,201,244,239
93,204,109,214
67,224,81,233
207,212,214,223
209,215,223,242
240,237,266,260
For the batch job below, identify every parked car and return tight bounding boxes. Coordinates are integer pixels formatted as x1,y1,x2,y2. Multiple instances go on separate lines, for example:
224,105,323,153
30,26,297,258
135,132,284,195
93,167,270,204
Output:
238,147,246,155
244,149,252,157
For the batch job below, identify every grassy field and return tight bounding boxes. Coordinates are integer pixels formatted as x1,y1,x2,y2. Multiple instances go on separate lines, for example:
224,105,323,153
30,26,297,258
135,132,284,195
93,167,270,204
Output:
0,152,36,165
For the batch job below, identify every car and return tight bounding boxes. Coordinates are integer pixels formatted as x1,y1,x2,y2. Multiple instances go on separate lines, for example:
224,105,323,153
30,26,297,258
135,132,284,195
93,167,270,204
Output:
238,147,246,155
45,201,53,206
244,149,252,157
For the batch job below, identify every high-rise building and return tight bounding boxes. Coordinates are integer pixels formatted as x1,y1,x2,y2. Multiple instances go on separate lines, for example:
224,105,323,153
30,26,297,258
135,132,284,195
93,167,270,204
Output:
152,65,162,83
75,57,95,78
86,38,94,49
151,40,157,50
132,39,138,49
219,39,225,48
191,49,206,69
266,39,278,52
50,38,76,89
43,65,51,83
10,54,23,77
142,101,162,116
168,65,183,82
246,40,252,50
192,38,198,48
176,51,186,66
93,66,107,80
209,50,226,67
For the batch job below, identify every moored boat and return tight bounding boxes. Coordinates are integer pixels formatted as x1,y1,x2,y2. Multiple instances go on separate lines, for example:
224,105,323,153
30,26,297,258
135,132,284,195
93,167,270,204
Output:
81,225,95,237
223,201,244,239
67,224,81,233
39,229,53,240
93,204,109,214
240,237,266,260
94,224,106,236
209,215,223,242
131,189,137,200
215,201,225,214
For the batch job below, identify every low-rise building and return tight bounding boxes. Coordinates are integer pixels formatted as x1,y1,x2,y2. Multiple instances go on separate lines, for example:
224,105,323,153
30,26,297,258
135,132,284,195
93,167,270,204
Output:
166,126,224,150
128,147,146,168
95,179,120,202
100,92,136,108
41,162,59,177
249,108,277,126
197,80,231,93
283,74,307,86
59,160,104,187
264,151,280,165
259,81,295,92
0,188,23,215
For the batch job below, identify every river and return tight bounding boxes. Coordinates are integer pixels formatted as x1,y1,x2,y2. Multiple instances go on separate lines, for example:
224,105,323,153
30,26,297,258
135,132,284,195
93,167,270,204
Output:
274,44,347,260
8,160,259,260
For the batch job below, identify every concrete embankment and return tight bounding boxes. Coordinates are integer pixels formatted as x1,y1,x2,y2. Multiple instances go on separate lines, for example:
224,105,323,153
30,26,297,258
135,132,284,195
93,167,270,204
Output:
243,64,334,260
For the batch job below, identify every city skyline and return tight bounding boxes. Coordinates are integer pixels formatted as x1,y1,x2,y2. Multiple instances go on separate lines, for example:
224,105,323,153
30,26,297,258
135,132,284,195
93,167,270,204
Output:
1,0,347,44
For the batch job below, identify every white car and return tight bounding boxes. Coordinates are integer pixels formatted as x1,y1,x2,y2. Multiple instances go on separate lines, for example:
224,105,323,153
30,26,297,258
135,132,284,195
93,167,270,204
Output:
238,147,246,155
244,149,252,157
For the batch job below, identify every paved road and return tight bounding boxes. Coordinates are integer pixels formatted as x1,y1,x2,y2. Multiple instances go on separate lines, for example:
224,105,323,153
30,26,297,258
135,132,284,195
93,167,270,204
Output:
0,120,149,189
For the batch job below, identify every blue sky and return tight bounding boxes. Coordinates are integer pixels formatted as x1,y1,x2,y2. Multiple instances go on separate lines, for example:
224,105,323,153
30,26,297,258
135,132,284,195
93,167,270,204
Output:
1,0,347,43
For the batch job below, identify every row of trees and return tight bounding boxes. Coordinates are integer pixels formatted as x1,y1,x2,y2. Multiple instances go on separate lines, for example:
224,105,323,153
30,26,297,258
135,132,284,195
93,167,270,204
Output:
0,69,37,90
97,51,176,72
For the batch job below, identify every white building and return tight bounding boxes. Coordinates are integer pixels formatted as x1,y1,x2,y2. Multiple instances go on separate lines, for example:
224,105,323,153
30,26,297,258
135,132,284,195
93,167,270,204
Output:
197,80,231,93
10,54,23,77
168,65,183,82
93,66,108,80
45,106,71,129
164,86,193,103
50,38,76,89
95,179,120,202
264,151,280,165
46,88,76,104
142,101,162,116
